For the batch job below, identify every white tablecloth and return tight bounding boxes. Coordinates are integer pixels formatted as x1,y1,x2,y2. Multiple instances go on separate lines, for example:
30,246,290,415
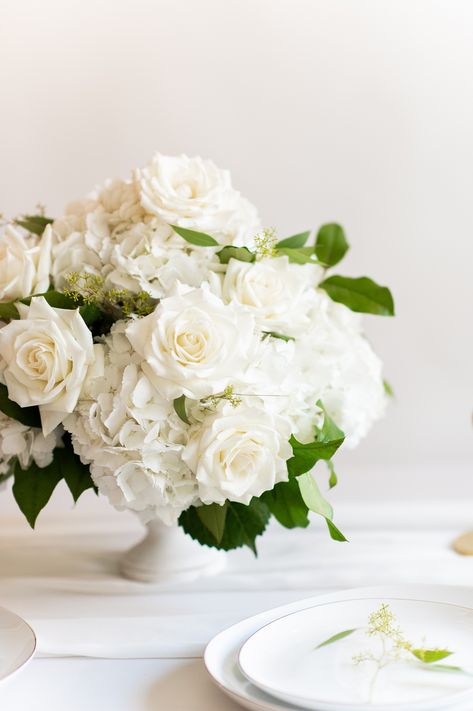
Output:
1,500,472,710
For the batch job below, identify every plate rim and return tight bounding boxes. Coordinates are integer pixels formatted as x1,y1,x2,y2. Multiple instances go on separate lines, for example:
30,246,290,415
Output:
204,585,473,711
238,596,473,711
0,605,37,684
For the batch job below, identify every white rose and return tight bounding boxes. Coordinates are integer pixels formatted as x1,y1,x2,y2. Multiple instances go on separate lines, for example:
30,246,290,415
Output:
136,153,241,233
183,404,292,505
51,231,104,289
126,286,258,399
221,256,322,335
0,297,96,435
0,224,51,301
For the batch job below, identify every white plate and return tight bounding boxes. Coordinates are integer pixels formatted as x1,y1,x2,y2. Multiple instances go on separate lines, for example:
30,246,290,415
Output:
239,597,473,711
0,607,36,684
204,586,473,711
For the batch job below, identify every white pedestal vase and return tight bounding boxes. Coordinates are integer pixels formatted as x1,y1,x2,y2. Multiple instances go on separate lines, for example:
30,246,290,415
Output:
120,520,227,583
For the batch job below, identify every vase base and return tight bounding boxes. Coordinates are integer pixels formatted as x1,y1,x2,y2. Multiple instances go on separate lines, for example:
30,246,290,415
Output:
119,521,227,583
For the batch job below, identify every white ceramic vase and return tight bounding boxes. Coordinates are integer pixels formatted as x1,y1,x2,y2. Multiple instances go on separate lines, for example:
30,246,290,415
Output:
120,520,226,583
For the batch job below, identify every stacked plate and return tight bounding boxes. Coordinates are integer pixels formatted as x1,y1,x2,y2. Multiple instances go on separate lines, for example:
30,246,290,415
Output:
0,607,36,685
205,586,473,711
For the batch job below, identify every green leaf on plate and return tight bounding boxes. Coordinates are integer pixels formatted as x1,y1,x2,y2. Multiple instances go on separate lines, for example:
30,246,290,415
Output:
315,628,357,649
171,225,219,247
314,223,349,267
297,473,348,542
319,275,395,316
276,231,311,249
14,214,54,236
217,245,255,264
179,498,270,554
0,383,41,428
411,649,453,664
261,478,309,529
173,395,191,425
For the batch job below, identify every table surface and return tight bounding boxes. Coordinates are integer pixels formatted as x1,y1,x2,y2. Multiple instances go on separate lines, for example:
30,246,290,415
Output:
1,500,472,710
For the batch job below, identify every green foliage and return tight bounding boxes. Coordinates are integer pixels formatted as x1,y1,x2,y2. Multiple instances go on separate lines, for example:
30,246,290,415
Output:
327,460,338,489
0,383,41,428
288,435,344,477
12,437,95,527
383,380,395,398
315,629,357,649
0,302,20,319
262,331,295,342
314,223,349,267
171,224,219,246
319,275,395,316
296,473,347,541
173,395,191,425
60,436,97,502
261,478,309,529
14,214,53,236
276,231,311,248
217,246,255,264
179,498,270,554
13,455,64,528
411,648,453,663
276,246,320,265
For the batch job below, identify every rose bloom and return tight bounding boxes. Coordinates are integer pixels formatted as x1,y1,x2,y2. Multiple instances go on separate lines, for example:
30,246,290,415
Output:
221,256,322,335
136,153,252,236
0,224,51,301
0,297,96,435
126,286,258,400
183,403,292,505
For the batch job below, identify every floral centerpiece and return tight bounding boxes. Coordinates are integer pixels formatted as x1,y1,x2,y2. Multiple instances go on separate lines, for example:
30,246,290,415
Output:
0,153,394,554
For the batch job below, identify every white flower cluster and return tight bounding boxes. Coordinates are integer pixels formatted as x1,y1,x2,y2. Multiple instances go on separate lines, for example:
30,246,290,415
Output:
0,412,60,478
0,153,387,524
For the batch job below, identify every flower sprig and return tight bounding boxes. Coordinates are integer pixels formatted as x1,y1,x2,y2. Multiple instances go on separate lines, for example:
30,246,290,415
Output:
63,272,157,318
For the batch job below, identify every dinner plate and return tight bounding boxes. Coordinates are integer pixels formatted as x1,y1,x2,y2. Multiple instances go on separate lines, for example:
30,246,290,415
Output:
238,597,473,711
204,586,473,711
0,606,36,684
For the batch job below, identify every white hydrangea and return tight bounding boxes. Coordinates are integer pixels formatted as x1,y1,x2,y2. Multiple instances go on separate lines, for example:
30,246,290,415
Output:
0,412,61,476
64,322,199,525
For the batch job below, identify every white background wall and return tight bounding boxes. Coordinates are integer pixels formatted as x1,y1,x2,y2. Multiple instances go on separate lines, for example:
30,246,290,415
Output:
0,0,472,518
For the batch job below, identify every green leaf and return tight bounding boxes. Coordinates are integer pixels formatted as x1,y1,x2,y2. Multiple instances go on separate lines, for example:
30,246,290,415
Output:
262,331,295,342
327,460,338,489
420,664,466,674
319,275,395,316
179,498,270,554
59,438,96,502
0,383,41,428
297,473,348,542
316,400,345,443
276,247,320,265
411,649,453,664
315,628,357,649
261,478,309,529
383,379,394,398
173,395,191,425
276,231,311,249
314,223,349,267
13,454,63,528
196,502,228,544
171,224,219,247
0,302,20,319
14,214,54,236
217,245,255,264
288,436,344,477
